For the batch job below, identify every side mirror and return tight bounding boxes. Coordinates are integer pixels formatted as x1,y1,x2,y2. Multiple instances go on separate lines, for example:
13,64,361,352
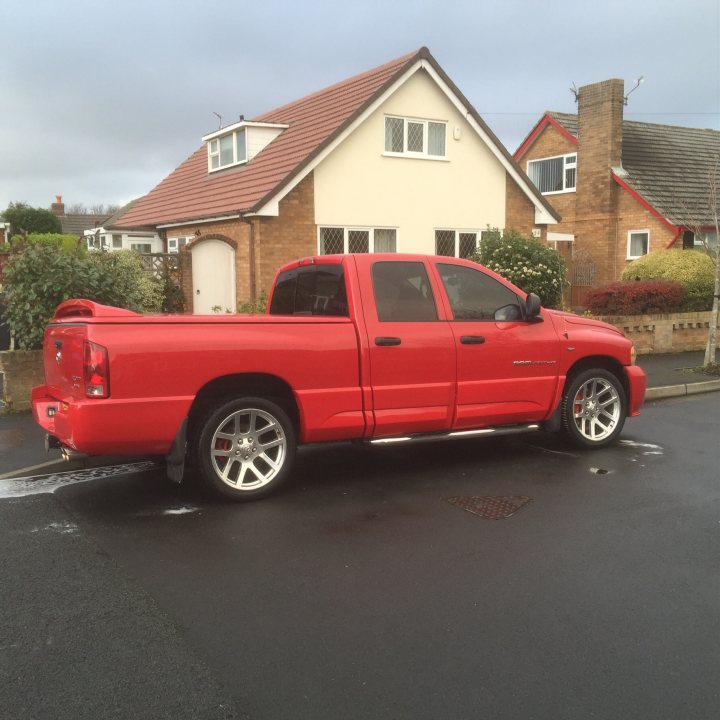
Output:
524,293,542,320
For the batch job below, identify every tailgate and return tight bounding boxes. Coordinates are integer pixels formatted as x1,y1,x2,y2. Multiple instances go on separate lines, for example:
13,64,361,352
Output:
42,322,87,401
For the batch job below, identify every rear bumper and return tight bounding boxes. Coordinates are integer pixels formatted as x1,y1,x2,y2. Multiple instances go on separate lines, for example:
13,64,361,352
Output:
32,385,190,456
625,365,647,416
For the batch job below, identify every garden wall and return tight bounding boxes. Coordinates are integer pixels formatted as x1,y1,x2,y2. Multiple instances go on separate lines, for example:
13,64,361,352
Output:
597,310,714,354
0,350,44,411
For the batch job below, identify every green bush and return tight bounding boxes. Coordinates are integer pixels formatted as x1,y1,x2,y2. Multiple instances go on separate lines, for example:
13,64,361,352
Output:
11,232,86,253
471,228,567,308
237,291,269,314
2,246,163,349
1,202,62,234
622,249,714,311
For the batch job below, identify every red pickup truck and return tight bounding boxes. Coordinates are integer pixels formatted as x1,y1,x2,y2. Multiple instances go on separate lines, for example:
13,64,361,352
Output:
32,254,646,500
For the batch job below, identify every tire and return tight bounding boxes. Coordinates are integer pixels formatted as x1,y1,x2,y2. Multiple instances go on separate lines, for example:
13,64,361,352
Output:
195,396,296,501
561,369,627,449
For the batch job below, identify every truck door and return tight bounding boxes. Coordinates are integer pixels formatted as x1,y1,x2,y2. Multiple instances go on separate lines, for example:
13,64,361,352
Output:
433,260,560,428
356,257,456,437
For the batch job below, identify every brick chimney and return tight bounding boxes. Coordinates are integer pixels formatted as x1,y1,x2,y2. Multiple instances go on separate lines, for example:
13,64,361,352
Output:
576,79,624,215
575,79,625,286
51,195,65,216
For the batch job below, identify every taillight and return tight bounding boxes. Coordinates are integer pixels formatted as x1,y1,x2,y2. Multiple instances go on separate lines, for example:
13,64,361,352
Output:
83,340,109,398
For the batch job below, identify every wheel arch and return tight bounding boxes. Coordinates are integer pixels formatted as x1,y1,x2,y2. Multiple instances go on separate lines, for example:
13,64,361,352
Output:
187,373,301,442
564,355,629,398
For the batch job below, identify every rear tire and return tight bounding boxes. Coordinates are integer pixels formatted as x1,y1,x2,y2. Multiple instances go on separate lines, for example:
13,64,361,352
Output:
195,396,296,501
561,369,627,449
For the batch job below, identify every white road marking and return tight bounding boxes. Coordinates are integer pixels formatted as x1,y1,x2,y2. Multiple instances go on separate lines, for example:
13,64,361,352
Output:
0,462,158,499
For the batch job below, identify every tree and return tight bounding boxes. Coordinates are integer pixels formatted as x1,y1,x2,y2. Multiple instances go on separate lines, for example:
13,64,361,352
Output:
64,202,120,215
1,202,61,234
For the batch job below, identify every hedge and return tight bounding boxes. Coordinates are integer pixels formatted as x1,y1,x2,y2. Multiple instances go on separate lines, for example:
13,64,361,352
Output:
585,280,685,315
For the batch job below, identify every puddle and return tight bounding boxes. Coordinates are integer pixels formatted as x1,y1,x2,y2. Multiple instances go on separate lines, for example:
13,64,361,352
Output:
0,462,158,499
30,522,79,535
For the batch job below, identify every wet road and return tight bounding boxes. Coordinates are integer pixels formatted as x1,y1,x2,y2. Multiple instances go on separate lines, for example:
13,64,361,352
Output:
2,394,719,719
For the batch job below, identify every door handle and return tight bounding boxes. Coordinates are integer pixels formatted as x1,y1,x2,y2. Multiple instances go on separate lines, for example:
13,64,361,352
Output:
460,335,485,345
375,337,401,346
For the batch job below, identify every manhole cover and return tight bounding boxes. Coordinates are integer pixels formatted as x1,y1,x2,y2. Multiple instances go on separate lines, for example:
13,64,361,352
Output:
445,495,531,520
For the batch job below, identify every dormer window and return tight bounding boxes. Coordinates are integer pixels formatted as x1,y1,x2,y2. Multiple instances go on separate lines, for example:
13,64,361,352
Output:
208,129,247,171
203,120,288,174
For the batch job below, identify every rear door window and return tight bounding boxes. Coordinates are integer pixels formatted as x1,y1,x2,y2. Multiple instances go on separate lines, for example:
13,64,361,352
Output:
269,265,348,316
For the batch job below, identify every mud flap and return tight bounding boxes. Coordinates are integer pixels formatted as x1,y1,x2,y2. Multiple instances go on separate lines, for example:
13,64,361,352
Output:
166,418,188,484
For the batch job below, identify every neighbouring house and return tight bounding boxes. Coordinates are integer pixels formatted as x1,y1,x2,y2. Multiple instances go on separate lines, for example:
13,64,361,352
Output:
513,79,720,304
50,196,111,237
112,47,559,313
0,221,10,244
83,202,164,253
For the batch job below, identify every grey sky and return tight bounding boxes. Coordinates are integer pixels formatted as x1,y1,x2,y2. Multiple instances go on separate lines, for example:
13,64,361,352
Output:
2,0,718,212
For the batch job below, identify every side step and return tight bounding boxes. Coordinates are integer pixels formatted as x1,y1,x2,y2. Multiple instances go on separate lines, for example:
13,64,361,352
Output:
368,423,541,446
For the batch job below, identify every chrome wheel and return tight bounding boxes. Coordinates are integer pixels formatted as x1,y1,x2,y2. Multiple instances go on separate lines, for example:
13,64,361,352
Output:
571,377,621,442
562,369,627,448
210,407,287,491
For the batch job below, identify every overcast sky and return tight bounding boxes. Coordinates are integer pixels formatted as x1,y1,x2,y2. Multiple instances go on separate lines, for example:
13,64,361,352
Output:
2,0,718,212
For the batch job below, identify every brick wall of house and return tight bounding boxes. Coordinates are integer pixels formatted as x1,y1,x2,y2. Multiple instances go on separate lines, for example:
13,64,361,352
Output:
168,174,315,310
504,173,543,238
513,80,681,294
254,174,316,296
514,124,578,234
614,186,678,278
169,222,251,312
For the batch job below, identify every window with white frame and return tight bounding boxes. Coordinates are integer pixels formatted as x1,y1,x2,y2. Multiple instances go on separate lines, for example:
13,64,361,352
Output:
319,227,397,254
435,230,479,259
112,234,122,249
384,116,446,158
627,230,649,259
527,153,577,194
131,242,152,254
208,128,247,171
168,236,191,253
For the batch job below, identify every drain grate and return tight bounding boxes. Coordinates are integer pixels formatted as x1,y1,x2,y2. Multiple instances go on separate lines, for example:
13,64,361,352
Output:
445,495,532,520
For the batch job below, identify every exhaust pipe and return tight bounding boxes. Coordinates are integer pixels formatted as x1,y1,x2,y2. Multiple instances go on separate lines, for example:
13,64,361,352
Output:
46,434,85,461
61,446,86,462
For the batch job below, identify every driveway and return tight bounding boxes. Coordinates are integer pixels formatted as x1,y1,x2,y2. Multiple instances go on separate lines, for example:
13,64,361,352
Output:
2,394,719,720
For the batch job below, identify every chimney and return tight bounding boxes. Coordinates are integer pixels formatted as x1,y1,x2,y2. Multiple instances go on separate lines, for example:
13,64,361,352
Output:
576,79,625,215
51,194,65,216
574,78,625,288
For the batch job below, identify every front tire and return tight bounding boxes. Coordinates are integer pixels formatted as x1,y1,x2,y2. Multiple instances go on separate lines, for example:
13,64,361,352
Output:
195,397,296,501
561,369,627,448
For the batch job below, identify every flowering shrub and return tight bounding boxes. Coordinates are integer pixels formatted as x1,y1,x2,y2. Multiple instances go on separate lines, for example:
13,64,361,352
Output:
472,229,566,308
622,249,714,311
585,280,684,315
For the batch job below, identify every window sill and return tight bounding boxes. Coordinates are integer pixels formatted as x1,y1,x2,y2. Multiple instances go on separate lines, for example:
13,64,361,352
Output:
208,159,248,174
382,152,449,162
540,188,576,196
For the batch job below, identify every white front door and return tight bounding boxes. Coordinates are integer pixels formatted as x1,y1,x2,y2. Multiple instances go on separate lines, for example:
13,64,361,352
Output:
191,239,236,314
